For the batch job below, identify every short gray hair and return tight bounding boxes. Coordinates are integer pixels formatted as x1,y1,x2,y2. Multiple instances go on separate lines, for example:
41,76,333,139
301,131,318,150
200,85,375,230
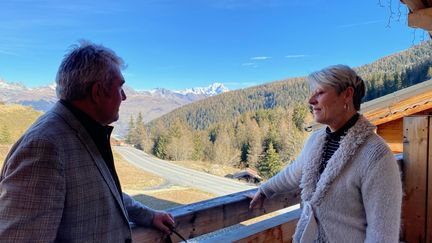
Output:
56,41,125,101
307,64,366,110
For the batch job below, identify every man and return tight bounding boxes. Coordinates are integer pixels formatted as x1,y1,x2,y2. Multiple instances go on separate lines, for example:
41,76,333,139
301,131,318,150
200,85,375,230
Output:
0,41,174,242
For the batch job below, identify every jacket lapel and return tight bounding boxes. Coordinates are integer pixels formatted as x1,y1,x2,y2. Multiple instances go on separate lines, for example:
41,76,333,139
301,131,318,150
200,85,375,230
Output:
301,115,376,206
300,131,326,203
51,102,129,219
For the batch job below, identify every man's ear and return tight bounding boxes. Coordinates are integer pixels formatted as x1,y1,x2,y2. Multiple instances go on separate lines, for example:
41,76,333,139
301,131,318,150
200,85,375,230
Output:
90,81,103,104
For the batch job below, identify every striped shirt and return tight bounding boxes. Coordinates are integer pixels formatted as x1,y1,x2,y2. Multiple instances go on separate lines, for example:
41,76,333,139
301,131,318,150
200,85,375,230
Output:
319,113,360,174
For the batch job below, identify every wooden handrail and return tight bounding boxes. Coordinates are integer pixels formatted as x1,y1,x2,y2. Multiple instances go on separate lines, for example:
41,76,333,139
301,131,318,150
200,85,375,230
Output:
132,188,300,242
133,155,403,242
212,207,301,243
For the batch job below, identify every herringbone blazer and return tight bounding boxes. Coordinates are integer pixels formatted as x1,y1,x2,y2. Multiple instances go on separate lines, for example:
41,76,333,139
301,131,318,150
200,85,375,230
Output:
0,102,155,242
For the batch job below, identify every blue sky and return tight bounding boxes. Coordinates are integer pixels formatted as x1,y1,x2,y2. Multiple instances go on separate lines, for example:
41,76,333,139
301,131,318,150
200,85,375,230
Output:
0,0,428,90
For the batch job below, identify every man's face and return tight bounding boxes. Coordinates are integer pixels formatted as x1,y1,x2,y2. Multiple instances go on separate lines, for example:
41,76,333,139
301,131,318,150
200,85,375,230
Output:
98,68,126,125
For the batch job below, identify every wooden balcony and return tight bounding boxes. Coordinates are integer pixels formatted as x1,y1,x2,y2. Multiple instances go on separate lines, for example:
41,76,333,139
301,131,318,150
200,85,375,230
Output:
132,115,432,242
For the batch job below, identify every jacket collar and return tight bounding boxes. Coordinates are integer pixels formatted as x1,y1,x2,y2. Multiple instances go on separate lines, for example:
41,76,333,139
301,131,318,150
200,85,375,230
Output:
300,115,376,206
49,102,129,219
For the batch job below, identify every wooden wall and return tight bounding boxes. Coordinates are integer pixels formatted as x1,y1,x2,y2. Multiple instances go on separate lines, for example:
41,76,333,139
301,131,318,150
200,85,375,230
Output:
376,108,432,154
377,118,403,153
401,115,432,242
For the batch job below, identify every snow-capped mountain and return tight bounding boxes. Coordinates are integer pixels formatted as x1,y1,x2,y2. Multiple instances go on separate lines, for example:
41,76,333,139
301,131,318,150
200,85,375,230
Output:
0,79,27,91
0,79,229,136
174,82,229,96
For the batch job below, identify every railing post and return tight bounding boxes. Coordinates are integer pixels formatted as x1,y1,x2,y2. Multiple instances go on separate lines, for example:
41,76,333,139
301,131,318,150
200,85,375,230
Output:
401,116,430,242
428,116,432,243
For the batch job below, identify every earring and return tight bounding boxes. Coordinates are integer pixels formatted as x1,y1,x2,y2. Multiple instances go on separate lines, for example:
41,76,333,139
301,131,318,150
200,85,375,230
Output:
344,103,348,111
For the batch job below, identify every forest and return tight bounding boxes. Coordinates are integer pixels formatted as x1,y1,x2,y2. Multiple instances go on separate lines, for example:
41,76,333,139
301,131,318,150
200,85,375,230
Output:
126,40,432,179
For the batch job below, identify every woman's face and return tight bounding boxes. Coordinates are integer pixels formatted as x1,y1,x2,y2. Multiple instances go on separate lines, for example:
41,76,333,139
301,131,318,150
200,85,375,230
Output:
308,84,349,129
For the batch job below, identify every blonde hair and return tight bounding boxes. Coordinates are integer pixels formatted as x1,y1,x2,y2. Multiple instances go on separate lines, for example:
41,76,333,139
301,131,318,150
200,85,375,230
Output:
308,64,366,110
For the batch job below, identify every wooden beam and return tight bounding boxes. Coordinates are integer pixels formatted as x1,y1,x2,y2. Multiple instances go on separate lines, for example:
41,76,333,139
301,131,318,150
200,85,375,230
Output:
408,7,432,31
199,208,301,243
427,117,432,243
402,0,427,11
132,188,301,242
369,102,432,126
401,116,429,242
234,211,299,243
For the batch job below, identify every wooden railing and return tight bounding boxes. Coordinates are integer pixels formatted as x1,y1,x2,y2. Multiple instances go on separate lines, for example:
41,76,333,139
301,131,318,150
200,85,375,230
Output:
132,115,432,243
132,188,300,242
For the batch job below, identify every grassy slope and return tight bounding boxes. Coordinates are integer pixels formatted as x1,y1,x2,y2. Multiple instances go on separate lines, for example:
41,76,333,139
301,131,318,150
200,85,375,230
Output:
0,103,214,209
0,104,42,141
0,104,43,167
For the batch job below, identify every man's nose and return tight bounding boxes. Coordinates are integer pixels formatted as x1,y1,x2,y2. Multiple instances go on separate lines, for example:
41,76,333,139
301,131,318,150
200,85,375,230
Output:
121,89,127,101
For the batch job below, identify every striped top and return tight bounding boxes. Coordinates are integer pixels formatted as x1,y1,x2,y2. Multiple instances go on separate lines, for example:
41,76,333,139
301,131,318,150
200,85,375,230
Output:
319,113,360,174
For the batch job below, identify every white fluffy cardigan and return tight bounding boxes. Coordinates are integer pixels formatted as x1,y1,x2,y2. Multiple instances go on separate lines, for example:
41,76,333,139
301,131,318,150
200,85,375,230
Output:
260,115,402,242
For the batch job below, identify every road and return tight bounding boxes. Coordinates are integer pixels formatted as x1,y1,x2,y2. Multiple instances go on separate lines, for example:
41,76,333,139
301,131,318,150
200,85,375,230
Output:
114,146,256,196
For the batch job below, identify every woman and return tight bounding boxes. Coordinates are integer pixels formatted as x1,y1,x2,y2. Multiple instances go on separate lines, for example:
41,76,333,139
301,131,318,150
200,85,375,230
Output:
249,65,402,242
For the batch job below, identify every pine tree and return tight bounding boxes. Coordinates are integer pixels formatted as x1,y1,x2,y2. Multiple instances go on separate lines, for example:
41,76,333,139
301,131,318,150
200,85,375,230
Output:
125,115,135,144
292,104,308,130
427,66,432,79
166,119,193,161
257,142,282,179
134,113,147,150
153,134,168,159
191,132,206,161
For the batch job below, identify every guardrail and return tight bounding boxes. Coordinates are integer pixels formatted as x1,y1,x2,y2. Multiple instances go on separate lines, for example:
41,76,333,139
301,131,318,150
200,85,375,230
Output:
132,188,300,242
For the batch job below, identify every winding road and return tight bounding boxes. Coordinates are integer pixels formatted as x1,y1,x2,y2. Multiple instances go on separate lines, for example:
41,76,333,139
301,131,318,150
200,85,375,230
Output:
114,146,256,196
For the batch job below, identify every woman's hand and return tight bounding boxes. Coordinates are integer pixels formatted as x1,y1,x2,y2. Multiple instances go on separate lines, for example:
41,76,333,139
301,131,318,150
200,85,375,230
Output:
247,191,266,209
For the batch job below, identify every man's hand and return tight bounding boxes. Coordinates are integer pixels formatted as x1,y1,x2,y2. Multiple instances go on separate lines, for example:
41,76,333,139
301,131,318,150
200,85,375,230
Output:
152,210,175,234
247,191,266,209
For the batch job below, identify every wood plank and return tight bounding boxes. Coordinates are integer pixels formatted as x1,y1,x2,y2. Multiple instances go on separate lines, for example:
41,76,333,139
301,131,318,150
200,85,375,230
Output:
427,117,432,243
402,0,427,11
199,208,301,243
401,116,429,242
370,102,432,126
377,119,403,130
387,143,403,153
377,120,404,153
408,7,432,31
132,188,301,242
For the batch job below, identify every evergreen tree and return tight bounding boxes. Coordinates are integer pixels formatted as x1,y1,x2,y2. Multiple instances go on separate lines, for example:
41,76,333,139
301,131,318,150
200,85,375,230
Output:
245,119,262,167
257,142,282,179
292,104,308,130
166,119,193,161
125,115,135,144
134,113,147,150
153,134,168,159
427,66,432,79
191,132,206,161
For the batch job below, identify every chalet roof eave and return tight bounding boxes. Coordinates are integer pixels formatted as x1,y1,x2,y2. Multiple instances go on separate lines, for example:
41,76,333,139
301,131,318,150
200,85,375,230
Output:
307,78,432,130
401,0,432,37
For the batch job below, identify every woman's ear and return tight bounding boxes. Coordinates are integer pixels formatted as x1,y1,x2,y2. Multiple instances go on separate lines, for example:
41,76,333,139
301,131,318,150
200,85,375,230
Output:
344,86,354,101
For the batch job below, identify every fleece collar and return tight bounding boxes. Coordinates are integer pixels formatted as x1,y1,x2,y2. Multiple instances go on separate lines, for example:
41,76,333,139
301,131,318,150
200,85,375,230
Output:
300,115,376,206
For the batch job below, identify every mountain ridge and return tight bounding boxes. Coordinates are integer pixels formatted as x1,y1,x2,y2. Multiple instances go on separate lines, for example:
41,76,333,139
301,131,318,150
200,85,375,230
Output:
0,80,229,135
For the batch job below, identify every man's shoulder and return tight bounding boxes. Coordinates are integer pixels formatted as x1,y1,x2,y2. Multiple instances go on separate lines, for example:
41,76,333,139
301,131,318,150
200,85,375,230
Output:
21,107,74,141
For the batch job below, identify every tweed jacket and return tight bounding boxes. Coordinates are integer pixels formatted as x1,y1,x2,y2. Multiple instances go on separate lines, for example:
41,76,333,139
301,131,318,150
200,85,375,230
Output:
260,115,402,242
0,102,155,242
